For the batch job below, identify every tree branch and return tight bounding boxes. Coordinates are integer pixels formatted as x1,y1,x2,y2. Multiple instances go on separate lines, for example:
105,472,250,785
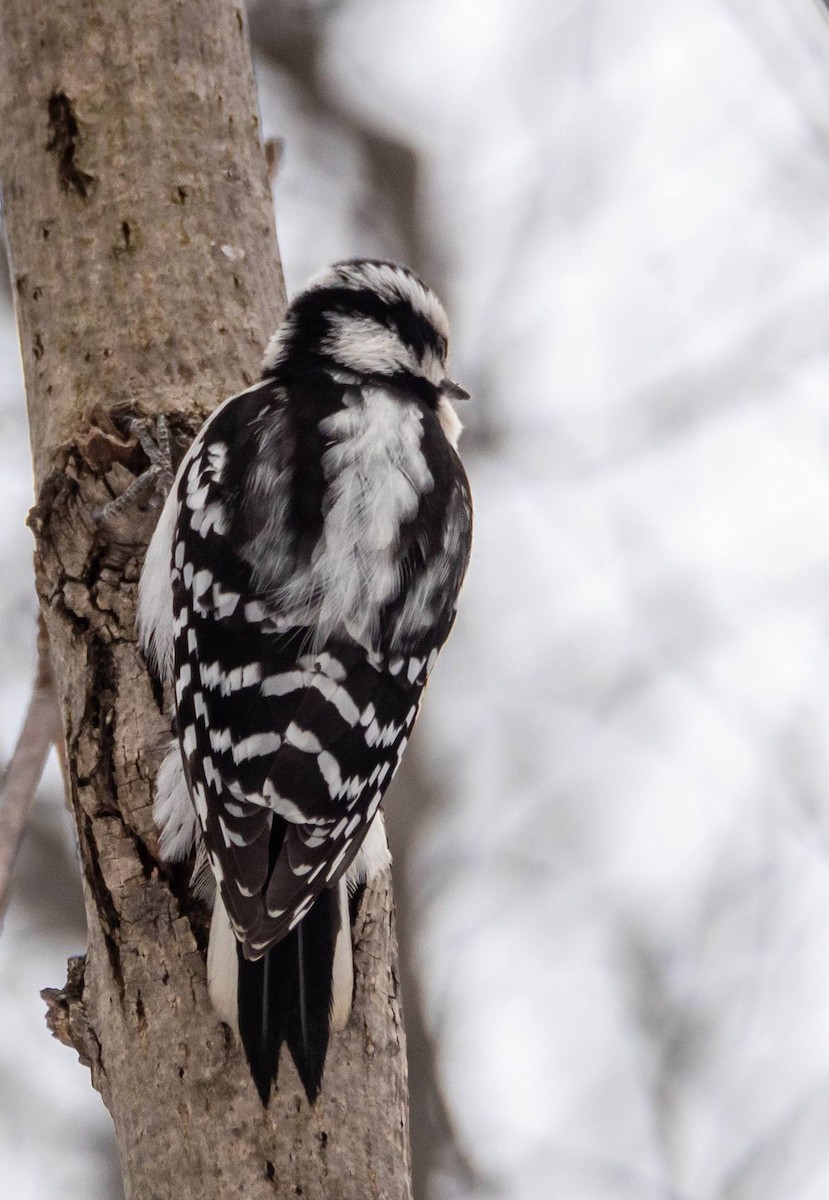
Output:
0,1,413,1195
0,614,63,924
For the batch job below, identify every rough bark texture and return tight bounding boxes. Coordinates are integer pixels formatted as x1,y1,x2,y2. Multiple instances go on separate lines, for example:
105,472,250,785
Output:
0,2,413,1197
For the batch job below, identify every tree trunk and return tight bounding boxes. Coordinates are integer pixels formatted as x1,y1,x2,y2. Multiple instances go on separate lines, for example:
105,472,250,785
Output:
0,2,413,1196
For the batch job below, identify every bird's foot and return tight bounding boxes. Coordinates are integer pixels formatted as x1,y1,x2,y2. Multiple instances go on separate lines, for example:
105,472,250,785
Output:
95,414,175,522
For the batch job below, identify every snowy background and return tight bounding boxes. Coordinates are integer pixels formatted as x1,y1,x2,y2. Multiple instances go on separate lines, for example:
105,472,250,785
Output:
5,0,829,1196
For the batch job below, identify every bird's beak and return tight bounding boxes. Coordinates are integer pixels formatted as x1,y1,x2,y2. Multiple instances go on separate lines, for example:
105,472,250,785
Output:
441,378,471,402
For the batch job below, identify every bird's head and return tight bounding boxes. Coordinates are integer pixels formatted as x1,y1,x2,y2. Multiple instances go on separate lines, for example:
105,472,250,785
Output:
262,260,468,443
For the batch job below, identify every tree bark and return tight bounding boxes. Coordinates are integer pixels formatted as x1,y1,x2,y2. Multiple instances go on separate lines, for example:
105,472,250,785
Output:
0,2,413,1197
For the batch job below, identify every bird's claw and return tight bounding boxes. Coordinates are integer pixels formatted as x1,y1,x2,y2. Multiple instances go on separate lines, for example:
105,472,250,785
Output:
95,414,176,523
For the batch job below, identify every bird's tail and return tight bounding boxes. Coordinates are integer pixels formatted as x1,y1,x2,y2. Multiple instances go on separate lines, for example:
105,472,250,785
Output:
208,885,353,1106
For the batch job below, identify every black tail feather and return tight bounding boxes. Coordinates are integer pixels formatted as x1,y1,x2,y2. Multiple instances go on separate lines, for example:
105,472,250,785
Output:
236,945,280,1105
237,891,336,1105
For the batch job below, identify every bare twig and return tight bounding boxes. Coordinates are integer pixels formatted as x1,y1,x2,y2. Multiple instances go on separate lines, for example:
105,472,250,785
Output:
264,135,285,183
0,613,63,923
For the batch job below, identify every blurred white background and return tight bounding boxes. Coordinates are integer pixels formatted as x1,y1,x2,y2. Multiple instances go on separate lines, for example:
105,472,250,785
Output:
6,1,829,1196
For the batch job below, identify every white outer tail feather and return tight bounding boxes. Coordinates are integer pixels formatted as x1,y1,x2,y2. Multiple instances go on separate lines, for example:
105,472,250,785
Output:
330,881,353,1032
207,891,239,1030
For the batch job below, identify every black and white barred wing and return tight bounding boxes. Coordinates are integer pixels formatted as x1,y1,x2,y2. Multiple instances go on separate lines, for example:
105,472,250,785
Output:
175,623,422,956
171,391,425,956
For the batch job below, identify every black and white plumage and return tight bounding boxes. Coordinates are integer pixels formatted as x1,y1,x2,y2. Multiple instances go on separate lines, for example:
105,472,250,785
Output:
137,259,472,1104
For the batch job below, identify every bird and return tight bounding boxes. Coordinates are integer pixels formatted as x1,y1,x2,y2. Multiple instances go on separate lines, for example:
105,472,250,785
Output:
136,259,472,1104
